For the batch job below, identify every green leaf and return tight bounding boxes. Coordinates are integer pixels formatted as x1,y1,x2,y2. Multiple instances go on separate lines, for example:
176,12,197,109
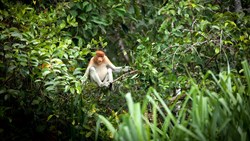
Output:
75,3,81,9
211,5,220,10
47,115,54,121
45,81,55,86
11,31,23,39
7,66,16,72
46,85,55,91
242,61,250,94
114,7,126,17
200,20,210,31
78,13,87,21
64,85,70,93
125,93,134,116
73,68,82,75
177,125,200,140
42,70,51,76
59,20,66,29
75,82,82,94
169,10,176,15
211,25,220,30
70,87,75,94
86,4,92,12
32,99,40,105
69,10,78,17
78,38,83,47
82,1,89,9
91,18,109,26
86,132,92,138
12,43,26,48
0,88,6,95
98,115,116,136
215,47,220,54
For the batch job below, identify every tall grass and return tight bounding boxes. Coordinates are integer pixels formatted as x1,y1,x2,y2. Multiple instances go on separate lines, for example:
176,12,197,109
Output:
97,61,250,141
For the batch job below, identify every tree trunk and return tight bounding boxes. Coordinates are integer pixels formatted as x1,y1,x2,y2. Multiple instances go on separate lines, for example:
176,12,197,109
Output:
234,0,242,12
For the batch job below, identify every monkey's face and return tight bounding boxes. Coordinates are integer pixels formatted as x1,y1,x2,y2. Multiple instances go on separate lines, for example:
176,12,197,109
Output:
95,56,104,65
94,50,105,65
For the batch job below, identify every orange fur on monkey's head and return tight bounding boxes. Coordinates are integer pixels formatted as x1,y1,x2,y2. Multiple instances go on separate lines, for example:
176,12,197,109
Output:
95,50,105,57
94,50,105,65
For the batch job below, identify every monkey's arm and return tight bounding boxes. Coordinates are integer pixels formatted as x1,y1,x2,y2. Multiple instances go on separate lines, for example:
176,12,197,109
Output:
105,56,130,72
81,67,90,83
81,58,94,83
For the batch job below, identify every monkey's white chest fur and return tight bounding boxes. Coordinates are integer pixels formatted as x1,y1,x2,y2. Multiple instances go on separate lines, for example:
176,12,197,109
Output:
94,64,108,81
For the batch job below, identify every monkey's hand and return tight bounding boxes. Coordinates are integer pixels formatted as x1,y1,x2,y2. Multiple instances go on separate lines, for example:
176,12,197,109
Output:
122,66,130,72
80,76,88,84
100,82,110,87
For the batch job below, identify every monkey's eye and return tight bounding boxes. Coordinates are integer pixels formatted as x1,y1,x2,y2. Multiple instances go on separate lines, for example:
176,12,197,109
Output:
97,57,103,61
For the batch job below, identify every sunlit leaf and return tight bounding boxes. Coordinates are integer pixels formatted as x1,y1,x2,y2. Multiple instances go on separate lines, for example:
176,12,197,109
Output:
42,70,51,76
215,47,220,54
11,31,23,39
47,115,54,121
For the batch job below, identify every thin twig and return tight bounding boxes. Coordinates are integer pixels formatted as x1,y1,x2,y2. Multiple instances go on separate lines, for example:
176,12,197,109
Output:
113,70,139,83
169,93,187,104
205,53,219,67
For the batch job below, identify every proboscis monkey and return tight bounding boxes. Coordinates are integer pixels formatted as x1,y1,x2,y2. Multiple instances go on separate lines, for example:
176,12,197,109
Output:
82,50,130,87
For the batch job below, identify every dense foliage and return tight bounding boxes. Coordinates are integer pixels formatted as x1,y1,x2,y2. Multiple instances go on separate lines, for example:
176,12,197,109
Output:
0,0,249,140
99,61,250,141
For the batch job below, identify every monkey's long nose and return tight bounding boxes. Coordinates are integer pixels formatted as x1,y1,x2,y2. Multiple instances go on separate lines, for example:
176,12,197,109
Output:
97,58,103,64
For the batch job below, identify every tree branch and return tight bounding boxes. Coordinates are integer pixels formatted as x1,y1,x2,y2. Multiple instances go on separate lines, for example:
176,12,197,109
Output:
118,39,130,62
113,70,139,83
234,0,242,12
169,93,187,104
115,31,130,63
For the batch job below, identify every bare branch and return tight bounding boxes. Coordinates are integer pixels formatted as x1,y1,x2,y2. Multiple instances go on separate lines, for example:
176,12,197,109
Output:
115,31,130,63
118,39,130,62
169,93,187,104
234,0,242,12
113,70,139,83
